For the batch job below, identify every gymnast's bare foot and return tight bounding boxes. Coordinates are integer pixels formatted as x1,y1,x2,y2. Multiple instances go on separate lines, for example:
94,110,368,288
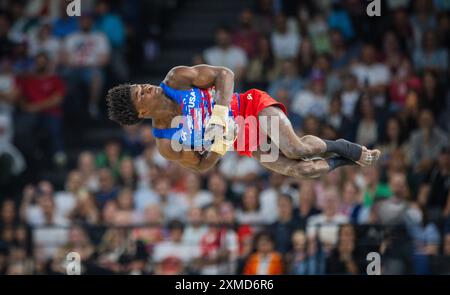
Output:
356,146,381,166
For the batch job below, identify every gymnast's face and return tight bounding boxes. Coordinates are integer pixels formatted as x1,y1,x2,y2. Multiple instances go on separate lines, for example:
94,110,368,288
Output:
131,84,163,118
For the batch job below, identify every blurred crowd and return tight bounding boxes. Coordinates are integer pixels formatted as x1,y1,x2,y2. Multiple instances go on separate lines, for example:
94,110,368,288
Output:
0,0,450,275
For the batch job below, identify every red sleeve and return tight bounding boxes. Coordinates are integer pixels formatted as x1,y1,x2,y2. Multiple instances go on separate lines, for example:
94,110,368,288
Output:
53,76,67,96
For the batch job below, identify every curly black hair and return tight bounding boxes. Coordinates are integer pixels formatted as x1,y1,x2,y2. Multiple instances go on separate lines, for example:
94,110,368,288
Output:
106,84,143,125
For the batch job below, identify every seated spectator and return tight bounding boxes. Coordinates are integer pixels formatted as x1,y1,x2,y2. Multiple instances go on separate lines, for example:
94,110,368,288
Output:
206,173,228,210
417,147,450,220
16,52,66,165
11,39,33,75
376,117,408,167
182,207,208,248
96,138,125,178
95,0,128,81
54,170,84,219
219,152,262,195
307,189,349,249
389,58,422,110
296,180,321,229
268,59,304,100
351,43,390,108
296,38,315,78
287,230,325,275
328,28,358,70
95,168,118,208
117,157,138,190
203,26,248,86
178,172,212,208
326,95,353,139
52,4,79,39
243,231,284,275
132,204,164,253
28,21,61,71
307,13,330,54
291,70,329,122
339,73,361,120
67,190,99,225
271,14,300,61
269,194,300,254
420,70,446,119
355,95,379,148
199,206,238,275
245,36,276,89
77,151,100,192
413,30,448,75
408,109,448,174
0,199,18,228
361,166,392,208
259,173,287,224
62,14,110,118
236,185,264,226
114,187,138,225
406,205,441,274
326,224,361,274
232,9,261,59
153,220,199,271
339,181,364,224
373,172,421,226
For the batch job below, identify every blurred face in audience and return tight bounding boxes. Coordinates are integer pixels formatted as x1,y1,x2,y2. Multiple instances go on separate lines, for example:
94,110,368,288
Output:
78,152,96,173
155,179,170,197
208,174,226,196
38,194,55,219
215,28,231,48
277,195,293,220
117,188,134,210
239,9,253,29
66,170,83,192
186,172,201,193
330,30,344,48
438,149,450,170
69,226,88,245
423,71,437,91
274,14,287,33
389,173,407,199
220,202,235,224
423,31,437,51
144,204,163,224
363,166,379,186
120,158,135,179
339,224,355,242
323,191,339,217
102,200,118,224
299,180,315,208
169,227,183,243
80,16,93,32
242,186,259,211
256,235,274,255
386,118,400,142
204,207,220,226
342,181,359,204
418,109,434,130
187,207,202,226
292,230,307,252
99,169,114,191
361,45,376,65
105,141,121,161
1,200,15,224
35,54,49,73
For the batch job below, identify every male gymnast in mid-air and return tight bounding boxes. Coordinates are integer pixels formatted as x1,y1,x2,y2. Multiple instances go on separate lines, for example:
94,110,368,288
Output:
106,65,380,177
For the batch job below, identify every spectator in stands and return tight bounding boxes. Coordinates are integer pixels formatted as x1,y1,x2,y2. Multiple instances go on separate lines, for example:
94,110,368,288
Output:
95,0,128,81
417,147,450,220
232,9,261,59
420,70,446,119
307,188,349,250
203,26,248,86
376,117,408,168
0,199,17,227
287,230,324,275
329,29,357,71
68,190,99,225
326,94,352,139
245,36,276,89
77,151,100,192
267,59,304,100
361,166,392,208
339,72,360,121
153,220,199,272
0,59,19,131
207,173,228,210
54,170,83,219
16,52,66,165
389,58,422,111
413,30,448,75
291,69,329,121
296,38,315,78
355,95,379,147
270,194,299,254
199,206,238,275
0,114,25,185
406,205,441,274
271,13,300,61
259,173,286,224
382,31,405,73
182,207,208,248
236,185,264,226
117,157,137,190
63,13,110,118
28,21,61,71
52,4,79,39
431,233,450,274
296,180,321,229
326,224,361,274
351,44,390,108
409,109,448,174
374,172,420,226
96,138,124,177
243,231,284,275
95,168,118,208
340,181,364,224
178,172,212,208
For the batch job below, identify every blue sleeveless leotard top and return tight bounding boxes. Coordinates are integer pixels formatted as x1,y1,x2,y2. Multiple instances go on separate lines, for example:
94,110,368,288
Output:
152,82,240,151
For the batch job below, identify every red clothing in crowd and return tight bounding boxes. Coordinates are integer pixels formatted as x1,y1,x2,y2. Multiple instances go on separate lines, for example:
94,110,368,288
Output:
19,75,66,116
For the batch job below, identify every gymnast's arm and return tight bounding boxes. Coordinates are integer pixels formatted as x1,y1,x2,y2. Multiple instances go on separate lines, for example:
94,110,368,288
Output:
162,64,235,107
156,139,221,173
